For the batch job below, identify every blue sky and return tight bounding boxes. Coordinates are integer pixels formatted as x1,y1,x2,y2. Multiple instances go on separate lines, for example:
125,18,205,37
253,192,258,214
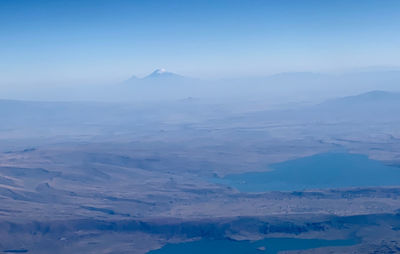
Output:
1,0,400,84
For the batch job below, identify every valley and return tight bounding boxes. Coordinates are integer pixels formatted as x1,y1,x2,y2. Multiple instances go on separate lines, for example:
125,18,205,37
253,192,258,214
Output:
1,91,400,253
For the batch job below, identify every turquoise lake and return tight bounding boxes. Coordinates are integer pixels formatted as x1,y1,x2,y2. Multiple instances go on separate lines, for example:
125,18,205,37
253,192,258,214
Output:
213,152,400,192
147,237,359,254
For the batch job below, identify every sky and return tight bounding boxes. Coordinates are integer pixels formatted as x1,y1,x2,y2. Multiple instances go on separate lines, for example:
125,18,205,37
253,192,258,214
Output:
1,0,400,85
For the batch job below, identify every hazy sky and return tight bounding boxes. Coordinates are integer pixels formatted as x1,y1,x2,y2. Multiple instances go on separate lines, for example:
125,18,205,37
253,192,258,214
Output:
1,0,400,84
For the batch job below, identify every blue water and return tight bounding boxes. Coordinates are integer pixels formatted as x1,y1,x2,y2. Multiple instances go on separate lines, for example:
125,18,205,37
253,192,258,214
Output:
213,152,400,192
148,237,359,254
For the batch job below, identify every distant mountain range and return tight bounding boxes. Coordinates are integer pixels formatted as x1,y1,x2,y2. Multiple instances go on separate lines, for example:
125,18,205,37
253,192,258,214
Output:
324,90,400,104
2,90,399,125
1,69,400,102
120,69,400,101
123,69,187,86
317,90,400,111
233,90,400,124
304,90,400,122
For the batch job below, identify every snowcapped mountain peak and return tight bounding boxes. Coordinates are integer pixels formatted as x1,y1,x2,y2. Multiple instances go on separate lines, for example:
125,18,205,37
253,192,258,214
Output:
145,69,182,79
122,69,188,85
154,68,167,74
